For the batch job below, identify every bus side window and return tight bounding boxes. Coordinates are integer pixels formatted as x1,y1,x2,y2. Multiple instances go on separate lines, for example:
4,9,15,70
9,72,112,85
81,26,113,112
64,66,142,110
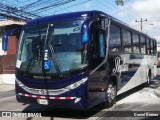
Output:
146,38,151,55
154,40,157,55
122,29,132,53
109,24,121,52
91,28,105,57
140,36,146,54
99,31,105,57
151,40,154,55
132,33,140,54
90,26,105,69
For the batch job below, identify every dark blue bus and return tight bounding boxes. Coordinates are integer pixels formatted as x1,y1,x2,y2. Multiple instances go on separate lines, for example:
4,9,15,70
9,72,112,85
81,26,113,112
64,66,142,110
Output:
11,11,157,109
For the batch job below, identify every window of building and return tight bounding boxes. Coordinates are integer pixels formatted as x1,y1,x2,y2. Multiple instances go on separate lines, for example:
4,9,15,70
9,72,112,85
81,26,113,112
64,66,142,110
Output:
140,36,146,54
132,33,140,53
122,29,132,53
109,24,121,52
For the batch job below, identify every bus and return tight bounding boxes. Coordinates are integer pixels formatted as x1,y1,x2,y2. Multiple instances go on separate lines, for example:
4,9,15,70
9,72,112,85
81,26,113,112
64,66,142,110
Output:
6,11,157,109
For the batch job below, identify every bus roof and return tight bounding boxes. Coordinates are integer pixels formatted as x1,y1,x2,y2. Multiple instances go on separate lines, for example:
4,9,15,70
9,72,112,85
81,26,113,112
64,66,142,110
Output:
26,10,122,26
25,10,156,41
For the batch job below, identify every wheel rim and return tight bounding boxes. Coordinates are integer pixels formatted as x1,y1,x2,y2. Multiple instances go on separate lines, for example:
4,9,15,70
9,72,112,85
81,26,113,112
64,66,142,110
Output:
107,84,116,103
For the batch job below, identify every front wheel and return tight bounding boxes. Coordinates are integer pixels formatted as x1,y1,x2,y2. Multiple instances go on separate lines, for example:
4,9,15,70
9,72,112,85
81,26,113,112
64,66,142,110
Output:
105,82,117,107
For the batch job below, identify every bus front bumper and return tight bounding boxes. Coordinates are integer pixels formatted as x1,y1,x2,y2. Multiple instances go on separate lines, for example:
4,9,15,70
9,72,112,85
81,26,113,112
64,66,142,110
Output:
15,82,88,110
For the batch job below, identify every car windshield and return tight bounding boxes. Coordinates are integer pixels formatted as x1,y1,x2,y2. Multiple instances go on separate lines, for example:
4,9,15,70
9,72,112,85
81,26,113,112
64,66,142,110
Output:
17,20,87,75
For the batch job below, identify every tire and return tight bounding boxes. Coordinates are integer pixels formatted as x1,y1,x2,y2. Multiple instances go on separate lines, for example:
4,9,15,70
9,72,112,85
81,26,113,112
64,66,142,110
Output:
146,72,151,87
105,82,117,107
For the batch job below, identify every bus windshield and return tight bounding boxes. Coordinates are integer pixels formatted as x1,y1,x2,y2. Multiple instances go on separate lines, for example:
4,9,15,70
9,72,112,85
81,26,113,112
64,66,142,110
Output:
17,20,87,75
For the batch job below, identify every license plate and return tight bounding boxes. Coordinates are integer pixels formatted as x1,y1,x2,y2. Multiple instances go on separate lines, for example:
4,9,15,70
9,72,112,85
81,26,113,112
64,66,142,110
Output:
37,99,48,105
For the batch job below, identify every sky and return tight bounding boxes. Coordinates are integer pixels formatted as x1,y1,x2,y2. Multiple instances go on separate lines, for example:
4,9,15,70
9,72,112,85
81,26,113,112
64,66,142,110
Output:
54,0,160,42
1,0,160,42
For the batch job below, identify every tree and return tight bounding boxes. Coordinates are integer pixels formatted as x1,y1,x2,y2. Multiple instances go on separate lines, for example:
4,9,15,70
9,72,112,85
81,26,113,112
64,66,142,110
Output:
115,0,124,6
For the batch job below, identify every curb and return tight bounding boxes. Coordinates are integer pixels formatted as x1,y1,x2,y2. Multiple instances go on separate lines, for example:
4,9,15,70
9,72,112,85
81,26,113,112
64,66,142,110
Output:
154,87,160,97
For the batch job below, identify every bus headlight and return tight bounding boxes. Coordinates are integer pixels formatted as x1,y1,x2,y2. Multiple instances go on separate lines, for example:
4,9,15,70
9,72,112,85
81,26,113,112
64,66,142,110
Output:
66,77,88,90
16,79,24,87
18,81,24,87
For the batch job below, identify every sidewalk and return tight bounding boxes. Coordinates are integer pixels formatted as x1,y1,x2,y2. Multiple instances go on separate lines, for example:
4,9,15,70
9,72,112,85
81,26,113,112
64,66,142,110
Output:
154,87,160,97
0,74,15,92
0,74,15,84
0,84,15,92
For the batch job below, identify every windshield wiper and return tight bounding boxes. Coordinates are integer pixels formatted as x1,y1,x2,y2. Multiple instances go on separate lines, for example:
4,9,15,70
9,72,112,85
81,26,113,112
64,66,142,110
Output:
48,42,62,77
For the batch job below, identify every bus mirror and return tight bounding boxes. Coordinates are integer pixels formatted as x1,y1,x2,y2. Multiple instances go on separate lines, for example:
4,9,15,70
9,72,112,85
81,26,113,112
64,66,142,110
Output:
81,23,89,44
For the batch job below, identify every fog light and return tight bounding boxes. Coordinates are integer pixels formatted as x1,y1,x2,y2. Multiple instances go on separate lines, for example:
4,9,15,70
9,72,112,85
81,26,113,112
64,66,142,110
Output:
74,98,81,103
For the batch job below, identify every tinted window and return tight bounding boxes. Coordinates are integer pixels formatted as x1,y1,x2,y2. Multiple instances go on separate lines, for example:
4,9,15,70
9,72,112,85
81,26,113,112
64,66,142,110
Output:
151,40,154,55
91,28,105,57
122,29,132,53
140,36,146,54
132,33,140,53
110,25,121,52
154,41,157,54
146,38,150,54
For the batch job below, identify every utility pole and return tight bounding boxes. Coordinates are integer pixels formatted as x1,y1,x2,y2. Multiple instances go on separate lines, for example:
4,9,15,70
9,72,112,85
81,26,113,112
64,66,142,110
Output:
135,18,147,31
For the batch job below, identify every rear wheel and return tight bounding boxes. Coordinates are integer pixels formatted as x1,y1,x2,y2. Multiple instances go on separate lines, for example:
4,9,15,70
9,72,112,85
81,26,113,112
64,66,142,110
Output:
105,82,117,107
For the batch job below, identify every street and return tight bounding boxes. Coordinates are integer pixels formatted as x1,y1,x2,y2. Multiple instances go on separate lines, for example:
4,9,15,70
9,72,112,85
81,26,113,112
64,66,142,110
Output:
0,70,160,120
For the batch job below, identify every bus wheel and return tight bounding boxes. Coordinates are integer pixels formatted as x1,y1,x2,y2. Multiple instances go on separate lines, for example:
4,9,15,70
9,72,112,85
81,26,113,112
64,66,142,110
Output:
146,72,151,87
106,82,117,107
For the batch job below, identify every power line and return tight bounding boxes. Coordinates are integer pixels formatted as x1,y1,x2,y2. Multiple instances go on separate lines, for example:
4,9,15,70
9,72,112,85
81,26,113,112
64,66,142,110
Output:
48,0,92,15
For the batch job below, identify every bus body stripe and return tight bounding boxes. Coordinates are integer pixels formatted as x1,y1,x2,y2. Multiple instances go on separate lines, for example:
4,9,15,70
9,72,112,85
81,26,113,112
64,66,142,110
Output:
18,93,77,100
29,94,32,97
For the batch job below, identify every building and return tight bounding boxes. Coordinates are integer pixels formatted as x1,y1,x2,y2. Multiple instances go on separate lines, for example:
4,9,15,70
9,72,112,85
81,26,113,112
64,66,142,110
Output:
0,20,24,84
0,20,24,55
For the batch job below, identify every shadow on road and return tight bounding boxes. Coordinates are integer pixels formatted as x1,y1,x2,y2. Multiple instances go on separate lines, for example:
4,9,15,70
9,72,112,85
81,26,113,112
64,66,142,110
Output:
116,84,145,102
22,102,111,119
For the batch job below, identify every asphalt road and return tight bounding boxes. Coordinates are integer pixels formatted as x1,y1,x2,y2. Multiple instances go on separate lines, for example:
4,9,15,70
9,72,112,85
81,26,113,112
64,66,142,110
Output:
0,70,160,120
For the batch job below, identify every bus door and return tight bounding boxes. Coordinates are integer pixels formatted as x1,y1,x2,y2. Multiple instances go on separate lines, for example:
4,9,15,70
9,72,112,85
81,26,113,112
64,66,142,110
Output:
88,17,108,106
